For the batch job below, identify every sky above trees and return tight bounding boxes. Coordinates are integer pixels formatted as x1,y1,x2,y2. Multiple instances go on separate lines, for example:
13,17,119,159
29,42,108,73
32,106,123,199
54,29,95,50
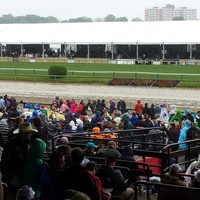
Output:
0,0,197,21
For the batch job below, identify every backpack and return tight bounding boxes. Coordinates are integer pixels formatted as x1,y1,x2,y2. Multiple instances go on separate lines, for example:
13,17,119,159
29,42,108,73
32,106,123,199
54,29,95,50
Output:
186,126,200,141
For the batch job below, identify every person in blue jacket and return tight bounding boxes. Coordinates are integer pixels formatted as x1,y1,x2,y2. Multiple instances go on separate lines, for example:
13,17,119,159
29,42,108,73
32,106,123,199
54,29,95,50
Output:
178,119,191,149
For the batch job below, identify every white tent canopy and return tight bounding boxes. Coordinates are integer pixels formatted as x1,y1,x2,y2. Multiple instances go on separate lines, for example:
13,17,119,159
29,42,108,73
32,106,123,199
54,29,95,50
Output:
0,21,200,45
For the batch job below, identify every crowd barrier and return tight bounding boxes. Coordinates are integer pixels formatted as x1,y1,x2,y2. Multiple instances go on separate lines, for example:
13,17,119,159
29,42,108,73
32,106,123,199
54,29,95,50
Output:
134,180,200,200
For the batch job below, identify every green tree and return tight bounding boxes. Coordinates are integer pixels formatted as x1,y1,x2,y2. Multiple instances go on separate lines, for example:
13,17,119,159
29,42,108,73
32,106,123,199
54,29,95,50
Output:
0,14,15,23
45,16,59,23
61,20,69,23
94,18,104,22
104,14,116,22
68,16,93,23
15,16,28,23
131,17,143,22
115,17,128,22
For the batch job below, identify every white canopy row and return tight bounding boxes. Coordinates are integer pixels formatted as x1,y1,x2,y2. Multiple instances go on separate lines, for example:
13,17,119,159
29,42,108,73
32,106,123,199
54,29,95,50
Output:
0,20,199,45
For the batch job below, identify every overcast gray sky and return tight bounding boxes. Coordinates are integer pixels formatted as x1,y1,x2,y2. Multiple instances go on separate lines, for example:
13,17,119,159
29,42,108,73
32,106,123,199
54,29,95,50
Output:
0,0,198,21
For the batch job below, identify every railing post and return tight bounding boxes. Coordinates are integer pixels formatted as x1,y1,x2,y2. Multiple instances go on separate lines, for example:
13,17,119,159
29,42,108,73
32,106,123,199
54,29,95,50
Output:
33,69,36,82
15,69,17,81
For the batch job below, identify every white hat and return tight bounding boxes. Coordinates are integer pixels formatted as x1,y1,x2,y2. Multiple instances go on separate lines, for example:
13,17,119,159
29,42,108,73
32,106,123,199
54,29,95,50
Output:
13,122,38,134
60,136,68,144
195,169,200,182
170,164,182,173
16,185,35,200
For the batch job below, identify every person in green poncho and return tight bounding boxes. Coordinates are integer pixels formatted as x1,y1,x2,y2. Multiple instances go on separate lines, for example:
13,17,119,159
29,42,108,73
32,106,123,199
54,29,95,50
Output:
23,138,46,199
170,109,183,127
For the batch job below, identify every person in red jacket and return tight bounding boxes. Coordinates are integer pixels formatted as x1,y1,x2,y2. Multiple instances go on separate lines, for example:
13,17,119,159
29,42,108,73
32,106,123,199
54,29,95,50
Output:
134,100,143,115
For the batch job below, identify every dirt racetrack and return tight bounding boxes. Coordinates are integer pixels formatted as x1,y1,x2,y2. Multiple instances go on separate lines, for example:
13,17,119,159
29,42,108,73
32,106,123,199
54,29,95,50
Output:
1,80,200,111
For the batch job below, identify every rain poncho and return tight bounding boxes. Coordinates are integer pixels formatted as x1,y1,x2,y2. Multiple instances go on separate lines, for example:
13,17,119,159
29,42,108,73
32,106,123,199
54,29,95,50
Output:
39,113,61,151
178,119,191,149
23,139,46,198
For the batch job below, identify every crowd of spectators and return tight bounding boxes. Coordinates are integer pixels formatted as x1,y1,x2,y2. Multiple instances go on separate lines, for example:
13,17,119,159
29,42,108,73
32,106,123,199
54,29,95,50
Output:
0,95,200,199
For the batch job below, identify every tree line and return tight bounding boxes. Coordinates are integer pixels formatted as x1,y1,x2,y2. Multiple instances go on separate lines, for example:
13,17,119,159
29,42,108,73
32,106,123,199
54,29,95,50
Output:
0,14,143,23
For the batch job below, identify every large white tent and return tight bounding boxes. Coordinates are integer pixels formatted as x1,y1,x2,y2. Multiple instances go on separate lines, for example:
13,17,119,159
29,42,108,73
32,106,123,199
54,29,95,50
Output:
0,20,199,45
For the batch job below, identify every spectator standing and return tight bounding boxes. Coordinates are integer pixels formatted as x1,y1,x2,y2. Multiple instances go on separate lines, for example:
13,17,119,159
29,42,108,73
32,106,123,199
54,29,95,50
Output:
134,100,143,116
109,99,116,115
142,103,150,116
39,113,61,152
7,116,24,140
178,119,191,149
117,98,126,114
1,122,37,199
149,103,155,118
168,122,179,151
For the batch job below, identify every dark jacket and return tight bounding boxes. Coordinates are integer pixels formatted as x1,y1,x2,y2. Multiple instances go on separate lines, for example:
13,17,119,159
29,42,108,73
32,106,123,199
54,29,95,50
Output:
36,163,61,200
57,164,99,200
97,165,127,195
160,173,187,200
1,135,30,188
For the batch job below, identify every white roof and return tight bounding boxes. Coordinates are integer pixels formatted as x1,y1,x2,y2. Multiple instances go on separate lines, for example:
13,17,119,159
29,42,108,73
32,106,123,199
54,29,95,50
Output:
0,21,200,45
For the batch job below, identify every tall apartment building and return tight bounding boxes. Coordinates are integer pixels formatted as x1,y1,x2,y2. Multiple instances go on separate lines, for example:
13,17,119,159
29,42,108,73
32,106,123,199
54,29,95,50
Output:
175,7,197,20
145,4,197,21
145,7,162,21
162,4,175,21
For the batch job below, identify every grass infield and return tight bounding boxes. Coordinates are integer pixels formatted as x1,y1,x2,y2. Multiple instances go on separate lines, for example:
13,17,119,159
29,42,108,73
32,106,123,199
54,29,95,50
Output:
0,62,200,87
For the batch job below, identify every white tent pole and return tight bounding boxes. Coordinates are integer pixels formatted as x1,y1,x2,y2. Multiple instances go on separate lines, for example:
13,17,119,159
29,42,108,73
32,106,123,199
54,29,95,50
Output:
111,43,114,60
136,43,138,60
64,43,67,58
87,44,90,59
21,44,23,57
190,44,192,60
42,43,44,58
0,43,2,57
162,43,165,60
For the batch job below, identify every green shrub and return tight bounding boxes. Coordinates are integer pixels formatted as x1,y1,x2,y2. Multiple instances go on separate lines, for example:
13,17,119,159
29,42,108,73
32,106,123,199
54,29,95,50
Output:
48,65,67,78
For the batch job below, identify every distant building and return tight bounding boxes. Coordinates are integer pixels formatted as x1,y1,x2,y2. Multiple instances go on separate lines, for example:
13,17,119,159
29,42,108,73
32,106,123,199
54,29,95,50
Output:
145,4,197,21
174,7,197,20
145,7,162,21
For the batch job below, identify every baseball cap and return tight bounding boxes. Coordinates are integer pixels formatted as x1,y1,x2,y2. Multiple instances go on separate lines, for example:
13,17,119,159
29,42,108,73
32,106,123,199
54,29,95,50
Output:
86,142,98,148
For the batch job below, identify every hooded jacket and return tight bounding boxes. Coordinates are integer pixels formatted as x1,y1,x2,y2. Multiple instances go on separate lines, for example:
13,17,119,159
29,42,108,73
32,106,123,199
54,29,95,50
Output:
179,120,191,149
23,139,46,198
121,114,133,136
70,99,76,114
39,113,61,151
134,100,143,115
170,110,183,126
